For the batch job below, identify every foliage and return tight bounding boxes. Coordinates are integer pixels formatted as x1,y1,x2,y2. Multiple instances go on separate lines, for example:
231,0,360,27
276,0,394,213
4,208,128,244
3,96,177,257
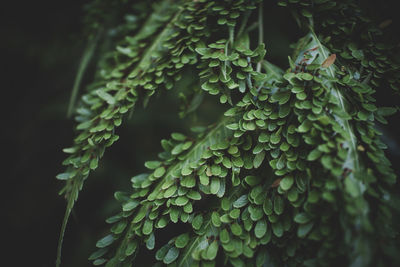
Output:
56,0,400,266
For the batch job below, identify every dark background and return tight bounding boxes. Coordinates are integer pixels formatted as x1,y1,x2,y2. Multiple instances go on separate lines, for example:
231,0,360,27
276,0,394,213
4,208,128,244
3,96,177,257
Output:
2,1,399,267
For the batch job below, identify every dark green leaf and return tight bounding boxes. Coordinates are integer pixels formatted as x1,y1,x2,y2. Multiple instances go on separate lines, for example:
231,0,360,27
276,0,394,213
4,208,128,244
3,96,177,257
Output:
280,176,294,191
297,222,314,238
192,214,203,230
253,151,266,168
146,233,155,250
294,213,311,224
175,233,190,248
96,234,114,248
163,246,179,264
233,195,249,208
255,220,267,238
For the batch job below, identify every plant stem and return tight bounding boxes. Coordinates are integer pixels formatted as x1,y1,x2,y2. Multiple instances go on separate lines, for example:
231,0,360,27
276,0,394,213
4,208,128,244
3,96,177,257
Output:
236,11,251,39
256,2,264,73
67,31,101,118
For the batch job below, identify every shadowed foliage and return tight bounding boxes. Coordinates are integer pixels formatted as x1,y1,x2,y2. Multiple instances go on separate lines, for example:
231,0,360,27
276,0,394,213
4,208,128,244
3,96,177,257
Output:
52,0,400,266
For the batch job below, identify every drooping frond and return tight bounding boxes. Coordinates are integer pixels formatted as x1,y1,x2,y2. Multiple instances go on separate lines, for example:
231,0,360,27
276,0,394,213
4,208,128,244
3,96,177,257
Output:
57,1,400,266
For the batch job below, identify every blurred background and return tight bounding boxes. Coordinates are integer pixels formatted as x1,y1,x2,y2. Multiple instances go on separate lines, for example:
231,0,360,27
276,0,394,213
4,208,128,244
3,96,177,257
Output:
1,1,399,266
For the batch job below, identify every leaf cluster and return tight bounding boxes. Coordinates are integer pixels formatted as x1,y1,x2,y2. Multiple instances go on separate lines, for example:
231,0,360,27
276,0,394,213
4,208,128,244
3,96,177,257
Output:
56,1,400,266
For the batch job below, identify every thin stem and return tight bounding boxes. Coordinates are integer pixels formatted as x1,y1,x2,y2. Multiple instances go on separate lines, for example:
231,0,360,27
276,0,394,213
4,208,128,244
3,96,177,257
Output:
229,26,235,47
67,31,101,118
236,10,251,39
56,177,82,267
225,27,234,81
246,22,259,33
256,2,264,73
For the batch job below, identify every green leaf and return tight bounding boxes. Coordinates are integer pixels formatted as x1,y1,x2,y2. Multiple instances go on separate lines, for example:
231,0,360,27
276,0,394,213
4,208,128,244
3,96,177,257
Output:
170,208,180,223
270,133,281,144
220,229,230,243
307,149,322,161
274,196,284,215
142,220,153,235
56,173,71,180
146,233,155,250
258,132,269,143
122,200,139,211
171,132,186,141
222,157,232,168
226,123,239,130
96,89,115,105
249,205,264,221
297,119,312,133
221,197,231,211
294,213,311,224
175,233,190,248
297,222,314,238
271,222,283,237
378,107,397,116
272,91,291,105
145,161,161,169
280,176,294,191
96,234,114,248
245,176,262,186
351,49,364,60
301,9,312,18
163,246,179,264
154,167,166,178
131,173,148,188
206,241,219,260
221,214,232,223
233,195,249,208
133,208,147,224
344,177,361,197
231,223,243,236
156,217,168,229
90,158,98,170
238,58,248,67
224,107,238,117
210,178,221,194
255,220,267,238
93,259,106,266
88,248,108,261
181,165,193,176
263,199,273,215
114,191,129,202
164,185,177,198
300,72,313,80
195,47,212,56
192,214,203,230
187,190,201,200
211,212,221,227
172,144,184,155
125,240,138,256
156,244,169,261
211,165,221,176
229,209,241,219
253,151,266,168
175,196,189,206
200,174,210,186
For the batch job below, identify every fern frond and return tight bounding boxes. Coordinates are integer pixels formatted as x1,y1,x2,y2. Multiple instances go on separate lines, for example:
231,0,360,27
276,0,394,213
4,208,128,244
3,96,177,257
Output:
57,1,400,266
56,2,184,265
57,2,264,264
91,117,235,265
